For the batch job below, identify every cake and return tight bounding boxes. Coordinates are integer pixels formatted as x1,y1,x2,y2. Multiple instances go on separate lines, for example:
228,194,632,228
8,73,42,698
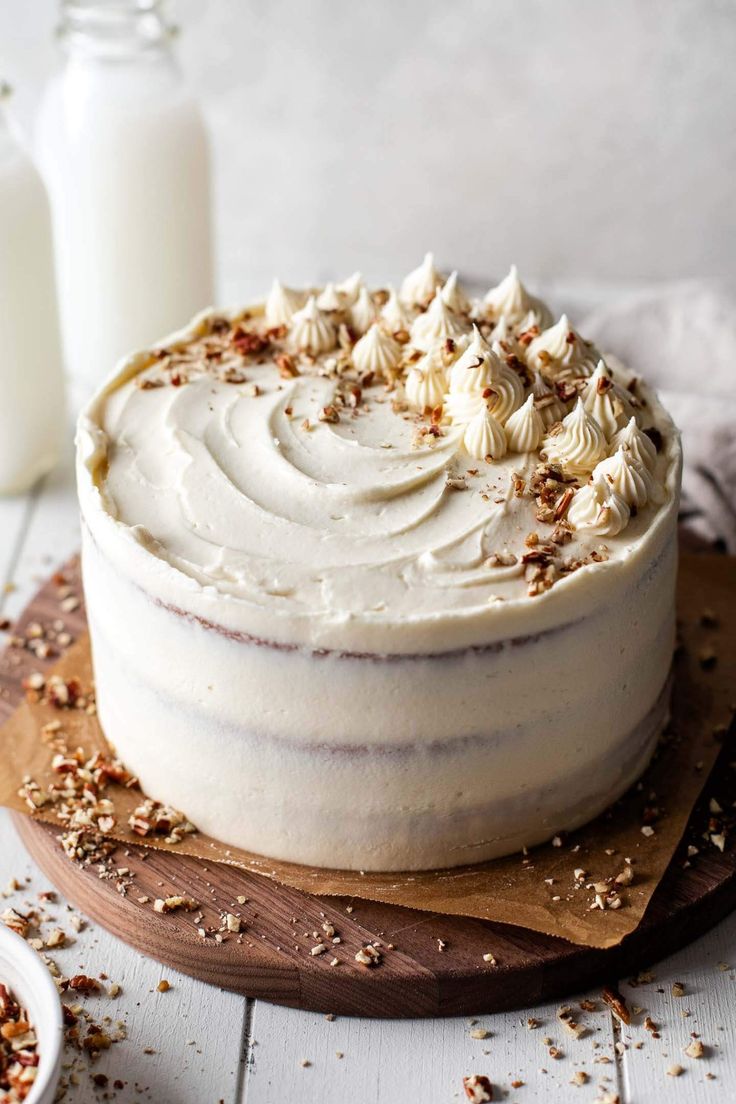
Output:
76,257,681,872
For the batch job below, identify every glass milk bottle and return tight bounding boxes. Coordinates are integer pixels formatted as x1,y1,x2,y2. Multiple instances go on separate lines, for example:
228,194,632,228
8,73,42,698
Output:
36,0,214,391
0,86,65,494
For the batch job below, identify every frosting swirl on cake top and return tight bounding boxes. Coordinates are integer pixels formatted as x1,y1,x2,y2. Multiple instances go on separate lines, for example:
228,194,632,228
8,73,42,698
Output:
78,258,680,651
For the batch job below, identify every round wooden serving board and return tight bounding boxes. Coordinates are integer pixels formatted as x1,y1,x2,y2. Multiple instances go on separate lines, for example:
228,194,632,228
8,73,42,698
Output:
4,560,736,1017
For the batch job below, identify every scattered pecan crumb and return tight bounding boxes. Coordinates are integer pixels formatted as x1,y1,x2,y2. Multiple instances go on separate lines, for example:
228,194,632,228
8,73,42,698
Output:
152,896,198,915
557,1005,587,1038
68,975,100,993
275,353,299,379
354,945,381,967
463,1074,493,1102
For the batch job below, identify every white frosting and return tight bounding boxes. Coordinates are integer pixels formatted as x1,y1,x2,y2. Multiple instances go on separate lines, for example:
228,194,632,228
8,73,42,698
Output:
531,371,567,428
505,394,545,453
582,361,628,439
288,295,337,355
405,346,447,412
491,315,524,362
569,476,631,536
542,398,607,476
446,326,494,391
444,325,523,428
336,271,363,305
527,314,601,378
380,286,414,334
594,446,663,509
441,270,471,314
409,288,471,351
446,326,489,390
265,278,303,327
351,322,401,378
317,282,342,312
399,252,442,307
480,265,553,330
348,286,377,335
463,406,507,460
487,371,524,425
611,416,658,472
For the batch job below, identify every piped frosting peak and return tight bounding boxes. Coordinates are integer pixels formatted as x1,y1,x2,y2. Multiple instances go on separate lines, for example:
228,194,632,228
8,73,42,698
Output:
400,252,443,307
480,264,552,330
265,278,303,328
381,286,414,334
336,271,364,305
527,315,601,379
569,476,631,537
611,417,658,473
593,445,663,509
531,371,567,429
349,286,377,335
463,406,507,460
441,270,471,315
445,324,523,425
505,394,545,453
542,398,607,476
405,347,447,412
410,288,471,351
583,360,632,439
352,322,401,379
289,296,337,355
317,282,342,312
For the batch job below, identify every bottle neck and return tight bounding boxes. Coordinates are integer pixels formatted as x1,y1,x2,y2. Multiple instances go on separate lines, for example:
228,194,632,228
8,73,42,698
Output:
57,0,176,60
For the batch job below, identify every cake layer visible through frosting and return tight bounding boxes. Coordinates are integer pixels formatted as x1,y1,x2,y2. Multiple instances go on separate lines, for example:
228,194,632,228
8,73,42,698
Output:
83,518,676,869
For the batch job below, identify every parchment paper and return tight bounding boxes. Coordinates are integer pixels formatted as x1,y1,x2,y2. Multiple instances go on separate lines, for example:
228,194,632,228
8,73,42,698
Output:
0,555,733,949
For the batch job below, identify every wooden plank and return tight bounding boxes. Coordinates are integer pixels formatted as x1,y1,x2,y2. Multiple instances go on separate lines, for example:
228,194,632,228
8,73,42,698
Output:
0,481,35,599
242,991,623,1103
0,439,79,623
617,910,736,1101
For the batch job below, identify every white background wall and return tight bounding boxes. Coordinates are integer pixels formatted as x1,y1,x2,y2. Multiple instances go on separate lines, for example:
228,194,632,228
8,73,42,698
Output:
2,0,734,301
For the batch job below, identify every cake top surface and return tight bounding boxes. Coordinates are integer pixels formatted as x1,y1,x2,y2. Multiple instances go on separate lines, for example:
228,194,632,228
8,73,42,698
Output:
78,257,680,651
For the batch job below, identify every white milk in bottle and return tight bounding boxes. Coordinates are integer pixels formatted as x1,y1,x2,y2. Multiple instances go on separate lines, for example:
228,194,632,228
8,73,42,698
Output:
0,87,65,494
36,0,214,390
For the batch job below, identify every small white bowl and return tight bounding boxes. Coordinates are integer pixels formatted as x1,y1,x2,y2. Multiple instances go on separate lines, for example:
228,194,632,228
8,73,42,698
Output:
0,922,63,1104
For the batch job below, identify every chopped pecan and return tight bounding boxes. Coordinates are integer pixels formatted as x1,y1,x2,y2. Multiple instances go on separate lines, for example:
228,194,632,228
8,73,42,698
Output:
68,975,100,993
463,1074,494,1102
275,353,299,379
602,985,630,1024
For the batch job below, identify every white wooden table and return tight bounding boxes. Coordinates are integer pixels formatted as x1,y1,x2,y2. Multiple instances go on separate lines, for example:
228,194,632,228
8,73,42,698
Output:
1,433,734,1104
